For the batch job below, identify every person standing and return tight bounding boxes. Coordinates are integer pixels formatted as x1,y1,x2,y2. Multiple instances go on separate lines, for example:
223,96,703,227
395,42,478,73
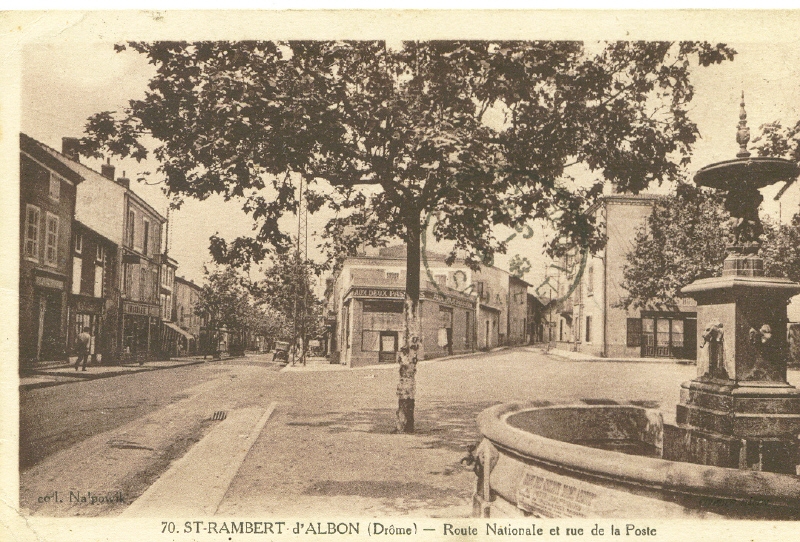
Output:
75,326,91,371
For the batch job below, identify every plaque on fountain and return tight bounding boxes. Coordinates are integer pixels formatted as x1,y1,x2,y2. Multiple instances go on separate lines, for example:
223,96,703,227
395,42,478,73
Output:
675,93,800,474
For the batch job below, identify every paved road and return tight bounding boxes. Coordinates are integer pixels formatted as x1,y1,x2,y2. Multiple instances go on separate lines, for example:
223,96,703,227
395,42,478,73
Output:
21,348,741,517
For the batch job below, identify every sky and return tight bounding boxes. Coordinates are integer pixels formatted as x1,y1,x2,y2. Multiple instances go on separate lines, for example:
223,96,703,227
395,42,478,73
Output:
20,38,800,289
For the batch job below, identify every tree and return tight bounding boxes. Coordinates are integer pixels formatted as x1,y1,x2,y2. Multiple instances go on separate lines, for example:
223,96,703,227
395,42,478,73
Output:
761,215,800,283
621,184,730,309
252,251,325,356
195,266,254,355
622,186,800,309
509,254,532,279
80,40,734,432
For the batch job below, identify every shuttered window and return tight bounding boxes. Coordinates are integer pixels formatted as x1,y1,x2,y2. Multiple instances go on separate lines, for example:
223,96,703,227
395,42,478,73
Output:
627,318,642,347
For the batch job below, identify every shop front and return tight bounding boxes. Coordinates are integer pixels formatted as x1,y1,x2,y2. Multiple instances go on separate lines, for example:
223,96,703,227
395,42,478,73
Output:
121,301,161,363
68,295,104,363
25,273,69,363
337,285,475,368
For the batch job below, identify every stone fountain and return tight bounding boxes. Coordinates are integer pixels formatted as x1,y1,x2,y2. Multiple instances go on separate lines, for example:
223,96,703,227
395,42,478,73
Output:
471,95,800,518
674,93,800,474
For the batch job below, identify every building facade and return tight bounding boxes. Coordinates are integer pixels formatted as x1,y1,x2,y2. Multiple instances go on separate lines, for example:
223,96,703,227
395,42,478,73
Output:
326,245,535,366
507,275,530,346
47,137,167,363
553,194,697,360
173,276,203,355
68,221,118,364
19,134,84,368
328,247,478,367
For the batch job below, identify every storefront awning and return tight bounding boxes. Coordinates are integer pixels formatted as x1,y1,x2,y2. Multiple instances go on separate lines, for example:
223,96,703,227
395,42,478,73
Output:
163,321,194,340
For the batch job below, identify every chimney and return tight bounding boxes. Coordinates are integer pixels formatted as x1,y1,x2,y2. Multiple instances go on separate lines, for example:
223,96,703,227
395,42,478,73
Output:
101,158,115,180
116,170,130,189
61,137,81,162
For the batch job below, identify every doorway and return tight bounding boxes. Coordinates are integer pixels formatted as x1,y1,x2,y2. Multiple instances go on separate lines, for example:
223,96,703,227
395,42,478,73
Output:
379,331,398,363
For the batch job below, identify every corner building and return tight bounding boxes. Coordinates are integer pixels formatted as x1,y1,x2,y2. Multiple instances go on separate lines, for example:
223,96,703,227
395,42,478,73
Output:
328,246,480,367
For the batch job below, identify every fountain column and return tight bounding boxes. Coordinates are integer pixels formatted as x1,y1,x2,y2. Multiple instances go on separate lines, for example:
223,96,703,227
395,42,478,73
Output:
672,94,800,474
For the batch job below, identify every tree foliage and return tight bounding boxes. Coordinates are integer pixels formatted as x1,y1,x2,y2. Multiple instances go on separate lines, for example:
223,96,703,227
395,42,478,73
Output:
621,184,730,309
622,187,800,309
81,40,735,267
762,215,800,283
509,254,532,279
81,40,734,431
251,252,325,341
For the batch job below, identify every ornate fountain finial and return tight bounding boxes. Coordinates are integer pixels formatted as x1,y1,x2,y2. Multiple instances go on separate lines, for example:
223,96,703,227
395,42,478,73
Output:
736,91,751,158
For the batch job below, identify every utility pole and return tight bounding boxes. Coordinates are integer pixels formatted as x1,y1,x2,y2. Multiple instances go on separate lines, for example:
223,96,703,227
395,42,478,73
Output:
292,175,309,365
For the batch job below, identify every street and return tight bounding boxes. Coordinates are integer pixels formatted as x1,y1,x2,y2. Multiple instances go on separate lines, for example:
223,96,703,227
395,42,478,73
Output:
21,349,707,517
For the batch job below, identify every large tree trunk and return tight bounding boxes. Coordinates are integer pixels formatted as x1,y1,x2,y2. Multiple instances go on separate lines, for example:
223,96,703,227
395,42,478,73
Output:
397,208,422,433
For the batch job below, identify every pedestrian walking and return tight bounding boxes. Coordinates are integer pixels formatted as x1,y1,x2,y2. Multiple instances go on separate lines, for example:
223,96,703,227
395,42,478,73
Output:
74,326,91,371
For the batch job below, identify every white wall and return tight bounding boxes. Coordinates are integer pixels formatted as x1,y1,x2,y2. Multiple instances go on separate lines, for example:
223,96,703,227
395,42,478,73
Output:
75,172,125,244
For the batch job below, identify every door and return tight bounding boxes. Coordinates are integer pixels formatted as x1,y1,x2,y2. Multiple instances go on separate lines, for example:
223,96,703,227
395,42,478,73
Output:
379,331,397,363
641,317,655,357
684,318,697,360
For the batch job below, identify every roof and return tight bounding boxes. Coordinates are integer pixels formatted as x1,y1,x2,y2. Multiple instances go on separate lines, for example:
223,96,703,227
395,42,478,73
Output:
586,193,663,215
509,274,532,288
378,245,451,261
175,275,203,291
24,133,167,223
20,133,84,185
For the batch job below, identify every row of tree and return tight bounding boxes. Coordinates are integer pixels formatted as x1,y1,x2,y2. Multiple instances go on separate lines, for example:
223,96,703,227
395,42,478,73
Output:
195,252,324,355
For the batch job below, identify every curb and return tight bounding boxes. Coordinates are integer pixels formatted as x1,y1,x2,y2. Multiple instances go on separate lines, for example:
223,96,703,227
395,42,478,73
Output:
540,348,695,365
280,346,511,373
19,359,220,392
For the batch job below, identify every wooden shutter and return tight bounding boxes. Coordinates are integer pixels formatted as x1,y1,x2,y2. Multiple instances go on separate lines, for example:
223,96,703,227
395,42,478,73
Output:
627,318,642,347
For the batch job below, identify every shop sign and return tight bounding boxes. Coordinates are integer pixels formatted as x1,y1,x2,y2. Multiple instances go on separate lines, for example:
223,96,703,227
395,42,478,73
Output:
351,288,404,298
123,301,160,317
350,286,473,309
35,276,64,290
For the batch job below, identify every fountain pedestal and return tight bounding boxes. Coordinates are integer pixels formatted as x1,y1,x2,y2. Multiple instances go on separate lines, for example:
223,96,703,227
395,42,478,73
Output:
674,254,800,473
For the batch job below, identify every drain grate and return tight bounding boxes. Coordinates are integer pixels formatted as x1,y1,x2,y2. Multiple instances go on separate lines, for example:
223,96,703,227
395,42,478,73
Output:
211,410,228,421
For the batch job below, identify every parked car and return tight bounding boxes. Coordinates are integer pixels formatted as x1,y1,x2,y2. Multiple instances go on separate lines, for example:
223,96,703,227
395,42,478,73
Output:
273,341,290,363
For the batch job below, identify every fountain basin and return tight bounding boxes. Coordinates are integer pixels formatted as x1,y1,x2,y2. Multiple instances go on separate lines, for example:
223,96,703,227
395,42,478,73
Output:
473,403,800,518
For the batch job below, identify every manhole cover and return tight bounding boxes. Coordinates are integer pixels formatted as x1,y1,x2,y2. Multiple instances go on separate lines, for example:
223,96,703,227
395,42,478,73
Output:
212,411,228,421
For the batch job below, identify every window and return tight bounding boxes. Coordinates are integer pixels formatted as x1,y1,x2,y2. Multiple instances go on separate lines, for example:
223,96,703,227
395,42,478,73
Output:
94,263,104,298
627,318,642,347
24,205,40,260
122,263,132,296
587,263,594,296
585,315,592,343
74,232,82,254
152,267,159,302
96,244,104,263
127,210,135,247
48,173,60,201
142,219,150,255
45,213,59,266
72,257,82,295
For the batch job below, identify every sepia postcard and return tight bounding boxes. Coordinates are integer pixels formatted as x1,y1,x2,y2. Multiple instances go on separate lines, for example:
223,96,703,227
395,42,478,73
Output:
2,9,800,542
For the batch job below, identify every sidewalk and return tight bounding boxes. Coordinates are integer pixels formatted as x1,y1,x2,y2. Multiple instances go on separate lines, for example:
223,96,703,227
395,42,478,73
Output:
280,347,508,373
536,346,696,364
19,357,211,391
